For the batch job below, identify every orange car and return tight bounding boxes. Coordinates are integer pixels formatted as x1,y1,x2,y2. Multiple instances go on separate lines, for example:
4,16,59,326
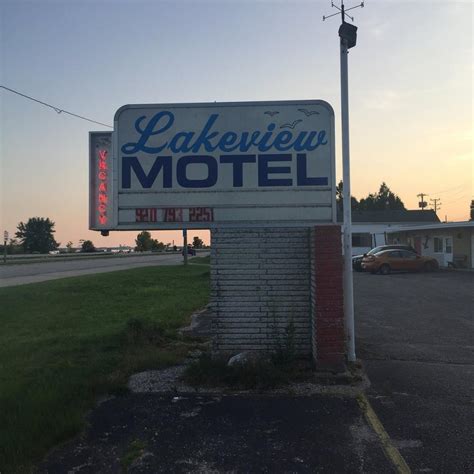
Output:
361,249,438,275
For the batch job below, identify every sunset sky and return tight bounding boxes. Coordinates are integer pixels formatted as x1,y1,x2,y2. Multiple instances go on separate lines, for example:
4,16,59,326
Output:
1,0,472,248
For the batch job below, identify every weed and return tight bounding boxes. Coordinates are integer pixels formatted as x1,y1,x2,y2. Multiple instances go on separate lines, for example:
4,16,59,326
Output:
121,439,146,472
183,352,311,390
272,319,297,366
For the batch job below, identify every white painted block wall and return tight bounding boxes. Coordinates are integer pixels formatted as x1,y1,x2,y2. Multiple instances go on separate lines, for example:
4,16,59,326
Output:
210,227,312,354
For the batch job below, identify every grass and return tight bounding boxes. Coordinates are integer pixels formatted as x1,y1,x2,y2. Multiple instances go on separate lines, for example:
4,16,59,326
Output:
188,255,210,265
0,265,210,473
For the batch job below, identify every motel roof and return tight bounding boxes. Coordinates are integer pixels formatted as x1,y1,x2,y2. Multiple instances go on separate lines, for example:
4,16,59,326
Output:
386,221,474,234
336,209,440,224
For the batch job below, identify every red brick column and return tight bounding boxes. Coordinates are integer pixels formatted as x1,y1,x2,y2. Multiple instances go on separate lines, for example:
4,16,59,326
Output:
312,225,345,368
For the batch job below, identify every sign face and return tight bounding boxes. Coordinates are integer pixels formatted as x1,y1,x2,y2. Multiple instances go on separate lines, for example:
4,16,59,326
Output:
89,131,113,230
90,100,336,231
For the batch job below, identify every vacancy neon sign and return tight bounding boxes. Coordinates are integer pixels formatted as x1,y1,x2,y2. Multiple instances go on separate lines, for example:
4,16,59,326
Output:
97,149,108,224
89,132,112,230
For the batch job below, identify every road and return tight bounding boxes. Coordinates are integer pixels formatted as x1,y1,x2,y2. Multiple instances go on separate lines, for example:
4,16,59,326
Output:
0,253,206,287
355,270,474,473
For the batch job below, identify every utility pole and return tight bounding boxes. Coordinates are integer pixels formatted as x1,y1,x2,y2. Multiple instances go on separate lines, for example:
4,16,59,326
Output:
323,1,364,363
417,192,428,211
430,198,442,214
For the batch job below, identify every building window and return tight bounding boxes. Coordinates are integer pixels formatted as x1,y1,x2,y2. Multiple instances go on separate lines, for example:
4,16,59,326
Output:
445,237,452,254
352,233,372,248
434,237,443,253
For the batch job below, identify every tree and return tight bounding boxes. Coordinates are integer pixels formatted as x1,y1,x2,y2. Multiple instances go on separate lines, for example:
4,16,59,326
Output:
336,180,359,211
81,240,96,253
15,217,59,253
151,239,165,251
192,236,204,249
358,182,406,211
66,241,74,253
135,231,154,252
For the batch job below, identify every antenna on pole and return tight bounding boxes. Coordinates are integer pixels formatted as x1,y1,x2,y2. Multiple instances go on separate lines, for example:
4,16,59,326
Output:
323,1,364,23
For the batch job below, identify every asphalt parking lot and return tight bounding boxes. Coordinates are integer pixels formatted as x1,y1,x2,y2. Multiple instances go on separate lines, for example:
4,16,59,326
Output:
39,269,473,473
355,270,474,473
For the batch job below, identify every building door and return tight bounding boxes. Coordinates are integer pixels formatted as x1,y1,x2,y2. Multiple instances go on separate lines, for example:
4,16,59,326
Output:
414,236,422,255
445,236,453,266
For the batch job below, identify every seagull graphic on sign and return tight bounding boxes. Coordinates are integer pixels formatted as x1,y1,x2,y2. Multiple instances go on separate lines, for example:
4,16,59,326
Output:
280,119,302,129
298,108,320,116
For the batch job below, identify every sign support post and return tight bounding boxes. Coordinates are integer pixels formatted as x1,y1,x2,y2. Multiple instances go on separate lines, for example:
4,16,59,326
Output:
183,229,188,265
3,231,8,264
324,1,363,362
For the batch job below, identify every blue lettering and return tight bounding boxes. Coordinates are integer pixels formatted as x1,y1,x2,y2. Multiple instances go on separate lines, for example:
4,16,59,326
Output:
218,132,239,152
293,131,319,151
254,124,276,152
258,154,292,187
122,156,172,188
296,154,328,186
272,131,294,151
169,131,194,153
190,115,220,152
121,112,174,154
220,155,256,187
239,131,263,152
317,130,328,146
121,110,330,155
177,155,218,188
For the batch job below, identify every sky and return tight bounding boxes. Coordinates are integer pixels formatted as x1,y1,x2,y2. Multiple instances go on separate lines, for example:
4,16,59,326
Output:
1,0,472,248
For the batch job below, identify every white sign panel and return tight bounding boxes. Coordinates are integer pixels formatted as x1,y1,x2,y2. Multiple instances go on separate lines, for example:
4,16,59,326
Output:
91,100,335,231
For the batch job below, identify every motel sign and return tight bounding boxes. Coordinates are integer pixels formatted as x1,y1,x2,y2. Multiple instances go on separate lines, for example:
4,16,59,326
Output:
89,100,336,231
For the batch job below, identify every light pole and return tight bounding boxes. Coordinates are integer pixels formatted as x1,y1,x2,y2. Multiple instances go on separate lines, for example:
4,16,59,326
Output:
324,1,363,362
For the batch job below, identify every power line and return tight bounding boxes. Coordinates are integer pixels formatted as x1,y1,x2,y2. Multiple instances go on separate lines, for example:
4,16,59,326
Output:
443,194,469,205
0,85,113,128
429,183,469,196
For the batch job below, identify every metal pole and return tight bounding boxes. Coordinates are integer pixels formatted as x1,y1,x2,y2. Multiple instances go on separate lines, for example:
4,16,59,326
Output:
340,36,356,362
3,238,7,264
183,229,188,265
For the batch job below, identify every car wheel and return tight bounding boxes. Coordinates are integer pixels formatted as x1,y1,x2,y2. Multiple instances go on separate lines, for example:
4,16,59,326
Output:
423,261,436,272
379,264,391,275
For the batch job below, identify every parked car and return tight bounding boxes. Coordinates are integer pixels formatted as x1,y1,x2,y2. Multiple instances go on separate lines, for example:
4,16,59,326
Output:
361,249,438,275
352,244,416,271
